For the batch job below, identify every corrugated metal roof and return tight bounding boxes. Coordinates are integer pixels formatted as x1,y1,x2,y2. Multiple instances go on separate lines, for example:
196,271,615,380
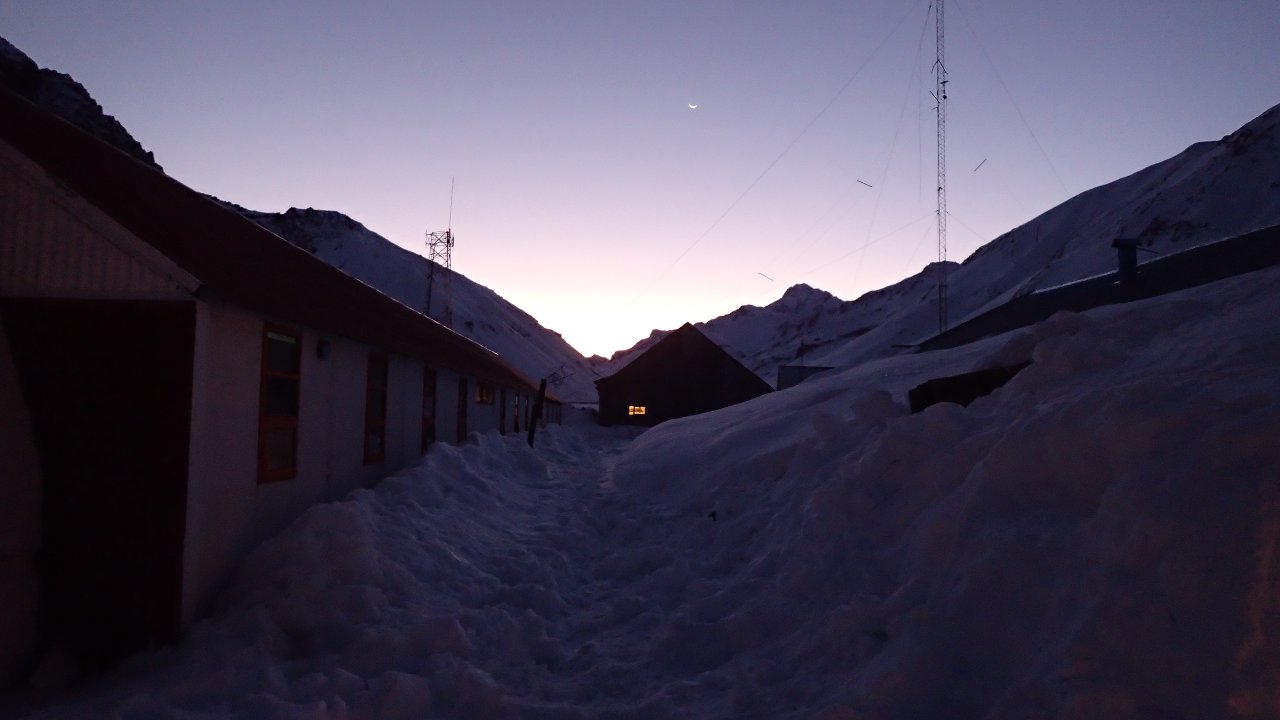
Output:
0,88,549,397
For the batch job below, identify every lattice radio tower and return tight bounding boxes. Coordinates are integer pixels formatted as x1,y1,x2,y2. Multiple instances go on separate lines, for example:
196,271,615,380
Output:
425,178,456,328
933,0,949,332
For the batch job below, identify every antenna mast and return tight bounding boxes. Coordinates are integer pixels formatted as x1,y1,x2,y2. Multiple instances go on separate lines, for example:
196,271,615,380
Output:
934,0,949,332
425,177,456,328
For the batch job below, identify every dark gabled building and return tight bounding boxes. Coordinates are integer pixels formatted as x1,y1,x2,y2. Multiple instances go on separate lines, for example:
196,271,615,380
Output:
595,323,772,426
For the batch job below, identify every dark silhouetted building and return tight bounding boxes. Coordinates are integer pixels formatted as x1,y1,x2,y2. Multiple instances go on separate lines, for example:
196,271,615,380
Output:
595,323,772,426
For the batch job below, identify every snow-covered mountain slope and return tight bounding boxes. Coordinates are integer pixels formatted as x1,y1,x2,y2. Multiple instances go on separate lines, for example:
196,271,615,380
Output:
812,102,1280,371
23,255,1280,720
231,206,600,402
1,35,597,402
598,268,947,387
946,102,1280,319
608,102,1280,386
0,37,161,170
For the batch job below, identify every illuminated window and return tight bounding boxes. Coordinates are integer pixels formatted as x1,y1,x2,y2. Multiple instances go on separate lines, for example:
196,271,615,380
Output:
259,325,300,483
628,405,647,416
475,382,495,405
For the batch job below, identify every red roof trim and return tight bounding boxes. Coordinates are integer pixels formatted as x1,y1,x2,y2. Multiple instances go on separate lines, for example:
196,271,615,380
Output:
0,88,545,395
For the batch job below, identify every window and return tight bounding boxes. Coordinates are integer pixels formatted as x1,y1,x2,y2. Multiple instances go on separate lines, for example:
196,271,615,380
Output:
364,353,388,464
628,405,647,416
475,382,495,405
259,325,300,483
513,394,521,433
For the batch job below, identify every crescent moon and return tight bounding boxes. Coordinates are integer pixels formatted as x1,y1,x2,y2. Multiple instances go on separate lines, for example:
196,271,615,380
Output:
688,103,698,109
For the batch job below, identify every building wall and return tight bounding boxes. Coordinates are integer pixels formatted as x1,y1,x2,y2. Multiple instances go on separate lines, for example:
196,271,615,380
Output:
1,138,198,681
181,302,259,626
0,314,41,683
184,307,439,623
469,381,501,438
437,367,463,444
3,132,557,659
180,305,530,624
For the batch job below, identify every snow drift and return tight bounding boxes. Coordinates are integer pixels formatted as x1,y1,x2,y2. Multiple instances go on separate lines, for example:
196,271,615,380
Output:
25,262,1280,720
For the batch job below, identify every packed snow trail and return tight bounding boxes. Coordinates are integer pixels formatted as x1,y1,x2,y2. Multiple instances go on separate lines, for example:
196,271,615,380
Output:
22,265,1280,719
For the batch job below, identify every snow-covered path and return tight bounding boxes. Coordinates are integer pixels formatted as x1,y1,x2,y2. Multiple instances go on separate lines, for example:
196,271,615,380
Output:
22,265,1280,720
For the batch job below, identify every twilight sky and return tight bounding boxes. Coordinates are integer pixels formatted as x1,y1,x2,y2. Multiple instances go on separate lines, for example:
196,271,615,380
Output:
3,1,1277,357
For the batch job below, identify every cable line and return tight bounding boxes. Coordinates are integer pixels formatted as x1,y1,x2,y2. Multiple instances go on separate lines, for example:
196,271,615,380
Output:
952,0,1069,197
630,0,926,304
793,211,933,280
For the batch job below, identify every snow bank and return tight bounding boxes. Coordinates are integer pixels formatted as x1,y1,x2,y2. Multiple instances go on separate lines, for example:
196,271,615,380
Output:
606,267,1280,718
26,267,1280,719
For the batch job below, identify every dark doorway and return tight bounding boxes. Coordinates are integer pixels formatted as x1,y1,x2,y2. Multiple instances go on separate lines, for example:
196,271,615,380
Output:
456,377,468,442
908,362,1032,413
421,367,437,452
1,299,194,672
499,389,507,436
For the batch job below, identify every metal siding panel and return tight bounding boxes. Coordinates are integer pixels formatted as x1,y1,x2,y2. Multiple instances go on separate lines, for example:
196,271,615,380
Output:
0,152,190,298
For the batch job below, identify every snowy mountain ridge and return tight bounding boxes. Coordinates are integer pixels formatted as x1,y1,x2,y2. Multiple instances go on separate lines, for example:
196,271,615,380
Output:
230,205,602,402
0,35,600,403
605,101,1280,386
596,269,948,387
0,38,161,170
6,30,1278,407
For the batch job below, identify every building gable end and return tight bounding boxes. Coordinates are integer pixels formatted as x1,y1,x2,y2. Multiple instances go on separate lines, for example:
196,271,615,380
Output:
0,139,199,300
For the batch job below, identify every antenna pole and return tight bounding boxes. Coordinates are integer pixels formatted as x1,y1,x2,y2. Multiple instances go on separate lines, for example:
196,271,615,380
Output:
935,0,949,332
425,179,457,328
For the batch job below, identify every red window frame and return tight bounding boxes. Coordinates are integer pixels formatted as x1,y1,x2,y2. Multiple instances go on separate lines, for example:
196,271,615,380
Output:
258,324,301,483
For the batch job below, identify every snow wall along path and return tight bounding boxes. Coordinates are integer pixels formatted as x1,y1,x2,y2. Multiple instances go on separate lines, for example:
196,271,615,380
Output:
27,265,1280,719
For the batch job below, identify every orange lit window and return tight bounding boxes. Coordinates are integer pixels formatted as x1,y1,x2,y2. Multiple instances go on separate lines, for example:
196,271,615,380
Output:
628,405,647,416
475,382,495,405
